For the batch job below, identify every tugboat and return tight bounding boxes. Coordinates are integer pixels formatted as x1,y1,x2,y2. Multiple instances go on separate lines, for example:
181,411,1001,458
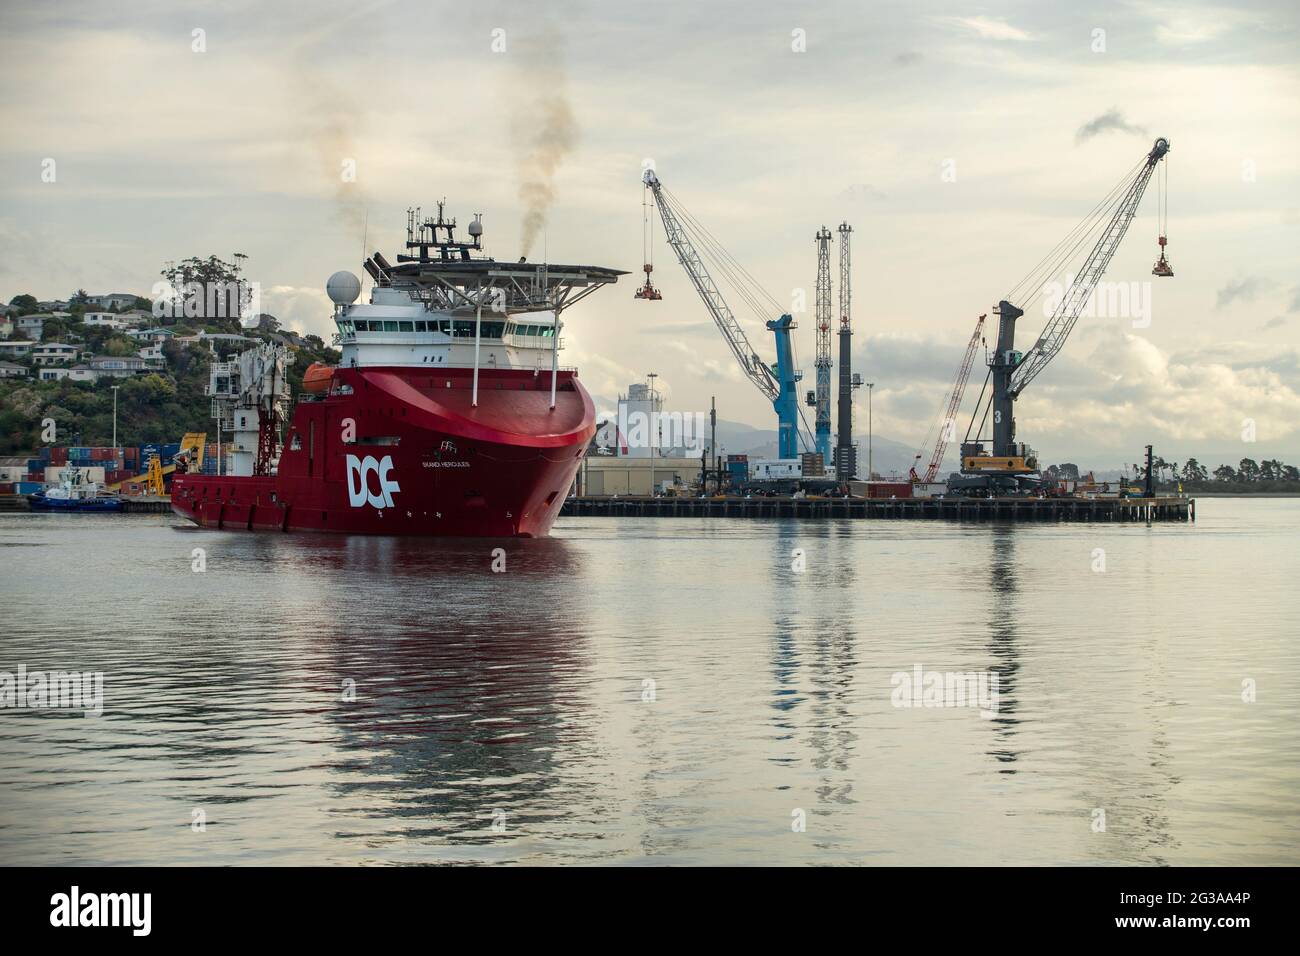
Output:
28,463,123,512
171,203,624,537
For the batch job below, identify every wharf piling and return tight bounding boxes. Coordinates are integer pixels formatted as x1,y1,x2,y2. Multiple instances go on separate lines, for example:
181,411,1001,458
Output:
561,495,1193,522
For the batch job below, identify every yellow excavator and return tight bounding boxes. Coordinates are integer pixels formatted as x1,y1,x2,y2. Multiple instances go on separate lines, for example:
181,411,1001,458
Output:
105,432,206,494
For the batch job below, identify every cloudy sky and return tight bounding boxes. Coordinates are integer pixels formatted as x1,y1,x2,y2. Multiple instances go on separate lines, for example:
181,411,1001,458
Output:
1,0,1297,468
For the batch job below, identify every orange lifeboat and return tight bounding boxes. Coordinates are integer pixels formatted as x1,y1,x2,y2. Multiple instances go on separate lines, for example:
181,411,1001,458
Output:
302,362,335,394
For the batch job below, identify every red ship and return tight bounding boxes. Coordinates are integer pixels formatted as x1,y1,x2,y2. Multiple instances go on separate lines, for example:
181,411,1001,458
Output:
172,204,624,537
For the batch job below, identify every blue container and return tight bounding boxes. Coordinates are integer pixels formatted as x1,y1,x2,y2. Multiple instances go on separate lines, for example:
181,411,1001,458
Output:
161,443,180,459
16,481,42,495
26,458,44,472
39,447,52,460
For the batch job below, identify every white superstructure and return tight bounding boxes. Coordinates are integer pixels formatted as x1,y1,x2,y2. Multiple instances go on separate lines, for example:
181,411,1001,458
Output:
333,286,562,372
207,342,294,476
326,203,624,410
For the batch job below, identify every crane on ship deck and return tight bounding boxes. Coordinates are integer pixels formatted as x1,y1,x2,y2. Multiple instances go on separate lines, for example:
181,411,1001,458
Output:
952,136,1173,495
639,168,811,458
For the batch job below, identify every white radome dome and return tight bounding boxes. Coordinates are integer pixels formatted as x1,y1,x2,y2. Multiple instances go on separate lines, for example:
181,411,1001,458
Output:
326,270,362,305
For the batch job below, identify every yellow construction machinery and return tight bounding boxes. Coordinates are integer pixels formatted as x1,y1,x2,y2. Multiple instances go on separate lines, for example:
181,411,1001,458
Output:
105,432,206,493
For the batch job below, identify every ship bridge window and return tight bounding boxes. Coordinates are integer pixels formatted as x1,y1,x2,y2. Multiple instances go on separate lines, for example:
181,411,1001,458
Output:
382,321,399,332
358,436,401,446
452,320,505,338
399,321,414,332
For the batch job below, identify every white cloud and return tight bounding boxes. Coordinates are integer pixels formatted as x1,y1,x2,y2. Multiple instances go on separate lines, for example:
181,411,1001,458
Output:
261,285,333,338
934,16,1033,42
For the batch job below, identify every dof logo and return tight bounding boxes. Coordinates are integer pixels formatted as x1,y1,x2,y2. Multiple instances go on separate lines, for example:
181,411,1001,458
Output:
346,455,400,509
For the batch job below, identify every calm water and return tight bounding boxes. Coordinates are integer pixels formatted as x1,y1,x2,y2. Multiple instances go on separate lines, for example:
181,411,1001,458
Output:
0,499,1296,865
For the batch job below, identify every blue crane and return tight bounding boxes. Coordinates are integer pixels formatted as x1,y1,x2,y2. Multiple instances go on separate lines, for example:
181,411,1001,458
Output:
641,168,808,459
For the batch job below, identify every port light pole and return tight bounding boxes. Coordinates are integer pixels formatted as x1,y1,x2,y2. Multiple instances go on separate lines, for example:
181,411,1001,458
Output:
647,372,657,495
866,382,874,479
111,385,119,450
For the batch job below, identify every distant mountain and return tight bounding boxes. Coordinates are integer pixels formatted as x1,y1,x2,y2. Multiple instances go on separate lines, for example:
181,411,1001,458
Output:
589,394,941,478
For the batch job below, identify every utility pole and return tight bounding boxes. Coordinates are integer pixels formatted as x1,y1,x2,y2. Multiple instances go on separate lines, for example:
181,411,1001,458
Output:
647,372,657,496
710,395,717,494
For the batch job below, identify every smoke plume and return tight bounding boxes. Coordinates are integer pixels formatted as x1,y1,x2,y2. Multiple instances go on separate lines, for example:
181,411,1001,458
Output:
511,26,578,257
287,6,386,240
1075,109,1147,144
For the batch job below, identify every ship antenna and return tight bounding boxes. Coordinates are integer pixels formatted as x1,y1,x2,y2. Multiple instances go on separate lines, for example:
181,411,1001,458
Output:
360,208,369,295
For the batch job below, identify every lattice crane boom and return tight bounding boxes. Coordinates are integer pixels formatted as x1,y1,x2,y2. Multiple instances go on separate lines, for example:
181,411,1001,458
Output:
917,314,986,483
1010,137,1170,398
642,169,778,403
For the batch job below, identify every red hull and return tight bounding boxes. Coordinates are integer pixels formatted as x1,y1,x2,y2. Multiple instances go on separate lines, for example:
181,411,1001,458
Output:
172,366,593,537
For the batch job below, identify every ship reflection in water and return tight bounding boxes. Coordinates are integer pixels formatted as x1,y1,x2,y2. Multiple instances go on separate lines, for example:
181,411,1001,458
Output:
0,500,1297,865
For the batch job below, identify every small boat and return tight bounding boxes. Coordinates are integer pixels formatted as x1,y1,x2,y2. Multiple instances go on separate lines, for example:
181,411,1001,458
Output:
28,463,123,512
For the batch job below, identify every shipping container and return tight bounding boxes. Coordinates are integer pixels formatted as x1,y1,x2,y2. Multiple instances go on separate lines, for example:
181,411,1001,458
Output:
0,482,13,494
15,481,43,495
26,458,44,472
39,447,52,461
50,446,68,465
864,481,913,499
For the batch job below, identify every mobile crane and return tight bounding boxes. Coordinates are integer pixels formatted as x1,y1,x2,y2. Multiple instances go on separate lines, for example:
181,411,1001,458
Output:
953,137,1172,495
911,314,986,483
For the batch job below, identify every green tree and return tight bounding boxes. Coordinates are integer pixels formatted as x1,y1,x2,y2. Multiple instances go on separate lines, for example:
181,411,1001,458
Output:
1238,458,1260,482
102,336,137,357
159,255,250,325
1181,458,1208,483
1213,464,1236,482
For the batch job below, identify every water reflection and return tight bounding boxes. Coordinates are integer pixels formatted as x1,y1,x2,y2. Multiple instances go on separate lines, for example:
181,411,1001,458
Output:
984,523,1022,771
1,502,1294,865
